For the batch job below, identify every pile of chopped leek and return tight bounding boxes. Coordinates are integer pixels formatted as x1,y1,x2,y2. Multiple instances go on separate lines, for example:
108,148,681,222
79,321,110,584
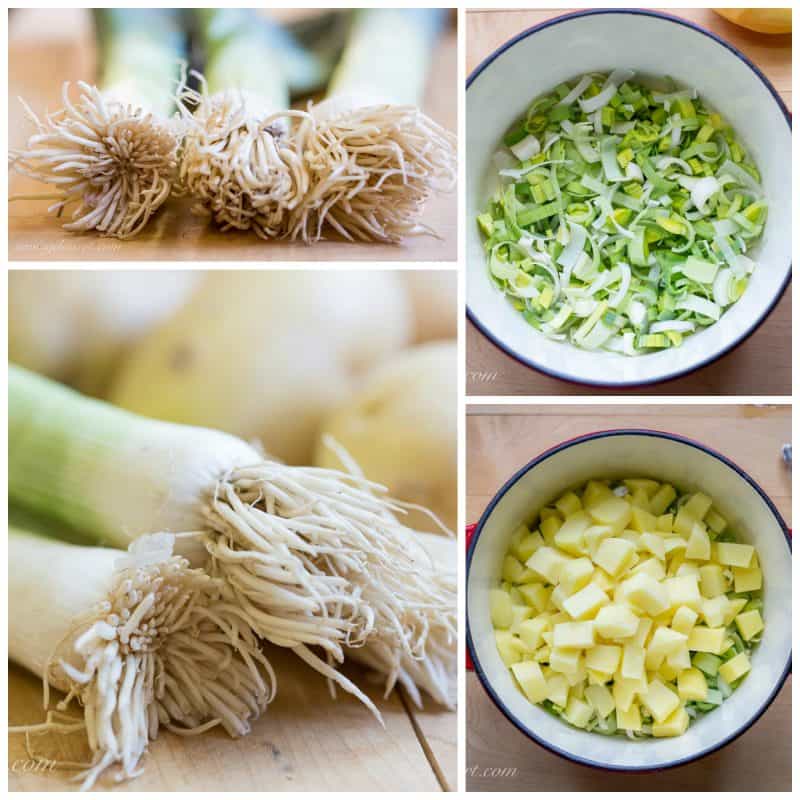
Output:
477,71,767,355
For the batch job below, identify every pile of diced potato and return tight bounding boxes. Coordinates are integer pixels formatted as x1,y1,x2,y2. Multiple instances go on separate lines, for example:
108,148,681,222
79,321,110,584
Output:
490,478,764,738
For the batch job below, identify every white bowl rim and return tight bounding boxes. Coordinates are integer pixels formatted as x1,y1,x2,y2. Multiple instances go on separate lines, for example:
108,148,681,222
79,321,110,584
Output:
466,8,793,389
466,428,792,772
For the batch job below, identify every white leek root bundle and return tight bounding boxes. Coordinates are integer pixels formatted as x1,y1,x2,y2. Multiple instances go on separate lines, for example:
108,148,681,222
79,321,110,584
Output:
9,9,186,238
289,8,457,242
9,528,274,790
10,367,456,712
179,9,314,237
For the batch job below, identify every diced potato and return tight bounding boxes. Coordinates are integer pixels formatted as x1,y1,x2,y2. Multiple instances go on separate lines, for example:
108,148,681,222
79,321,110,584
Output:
658,661,680,683
663,575,702,612
555,491,583,517
631,617,653,648
671,606,698,635
564,696,594,728
549,647,582,675
594,604,640,640
583,480,615,509
705,508,727,534
549,585,567,612
516,617,550,651
616,703,642,731
650,484,677,516
553,621,594,649
724,597,748,626
588,497,633,534
621,643,646,681
648,626,688,658
701,595,730,628
624,573,670,616
624,478,661,498
555,512,591,555
666,552,685,577
629,557,666,580
645,647,664,672
735,609,764,641
639,533,666,561
613,677,643,713
675,562,701,580
518,583,551,613
511,660,550,703
630,506,659,533
586,668,612,685
516,530,545,562
687,626,727,654
642,679,680,723
540,515,561,544
683,492,713,520
657,512,675,533
562,583,609,620
663,537,686,556
495,630,526,666
510,604,534,629
546,674,569,707
699,564,729,598
509,524,530,554
559,557,594,595
666,647,691,671
540,506,562,522
565,664,588,687
490,588,514,628
591,568,615,593
733,566,762,593
652,706,690,737
584,525,615,556
584,683,615,718
502,554,527,584
594,537,637,578
509,586,524,604
585,644,622,674
673,506,697,538
715,542,756,568
527,546,570,585
685,522,711,561
678,667,708,701
718,652,751,684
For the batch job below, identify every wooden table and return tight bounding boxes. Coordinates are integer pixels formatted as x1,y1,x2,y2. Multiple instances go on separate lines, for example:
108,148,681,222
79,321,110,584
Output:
466,9,792,396
466,404,791,792
8,9,457,262
9,645,456,792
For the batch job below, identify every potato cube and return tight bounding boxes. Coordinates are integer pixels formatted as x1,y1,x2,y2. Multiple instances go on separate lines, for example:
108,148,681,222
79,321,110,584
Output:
684,492,713,520
630,506,659,533
678,667,708,701
553,621,594,649
549,585,568,612
518,583,551,613
724,597,748,626
510,604,534,628
594,537,637,578
613,677,644,713
652,706,690,737
516,617,550,651
616,702,642,731
624,573,670,616
650,485,678,516
702,595,730,628
562,582,609,620
526,546,570,585
733,566,762,593
559,557,595,595
555,491,582,517
555,512,591,556
631,617,653,648
673,506,697,537
540,515,561,544
585,644,622,674
594,604,640,640
495,630,526,666
490,588,514,628
584,684,615,718
642,679,680,723
699,564,729,598
663,537,687,556
546,674,569,707
624,478,661,497
588,497,633,534
630,557,667,581
516,530,545,562
583,480,615,509
675,562,701,580
657,512,675,533
685,522,711,560
715,542,756,568
502,554,527,584
584,525,615,556
687,626,727,654
630,488,652,512
645,647,664,672
621,643,646,681
671,605,698,635
735,609,764,641
591,568,616,593
666,647,691,671
511,660,550,703
663,575,702,612
509,523,530,552
639,533,666,561
648,626,688,658
563,696,593,729
658,661,680,682
705,508,728,534
718,652,751,684
549,647,582,675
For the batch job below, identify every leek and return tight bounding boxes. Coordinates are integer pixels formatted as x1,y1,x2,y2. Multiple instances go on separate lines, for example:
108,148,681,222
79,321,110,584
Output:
9,366,455,712
9,9,187,238
290,8,457,242
478,71,766,354
9,527,274,790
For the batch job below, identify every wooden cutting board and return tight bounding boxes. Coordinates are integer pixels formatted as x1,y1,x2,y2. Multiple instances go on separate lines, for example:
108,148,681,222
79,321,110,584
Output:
9,644,456,792
7,9,457,262
466,404,791,792
466,8,792,397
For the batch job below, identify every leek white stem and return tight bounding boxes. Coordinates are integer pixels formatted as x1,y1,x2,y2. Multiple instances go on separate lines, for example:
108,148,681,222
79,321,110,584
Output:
9,528,274,790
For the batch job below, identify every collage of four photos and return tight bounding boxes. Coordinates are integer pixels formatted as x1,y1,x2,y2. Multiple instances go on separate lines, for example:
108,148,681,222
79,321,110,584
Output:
6,4,793,794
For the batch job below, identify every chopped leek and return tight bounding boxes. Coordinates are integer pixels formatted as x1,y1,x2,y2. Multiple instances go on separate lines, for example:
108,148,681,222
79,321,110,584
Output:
478,72,766,354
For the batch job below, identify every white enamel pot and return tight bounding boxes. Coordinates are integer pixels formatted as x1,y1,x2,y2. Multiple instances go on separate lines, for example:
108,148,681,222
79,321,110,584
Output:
466,430,791,770
466,9,791,387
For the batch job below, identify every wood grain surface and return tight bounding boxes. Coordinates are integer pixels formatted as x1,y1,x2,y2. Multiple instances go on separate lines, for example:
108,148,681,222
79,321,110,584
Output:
9,646,456,792
466,404,791,792
466,8,792,397
8,8,457,262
